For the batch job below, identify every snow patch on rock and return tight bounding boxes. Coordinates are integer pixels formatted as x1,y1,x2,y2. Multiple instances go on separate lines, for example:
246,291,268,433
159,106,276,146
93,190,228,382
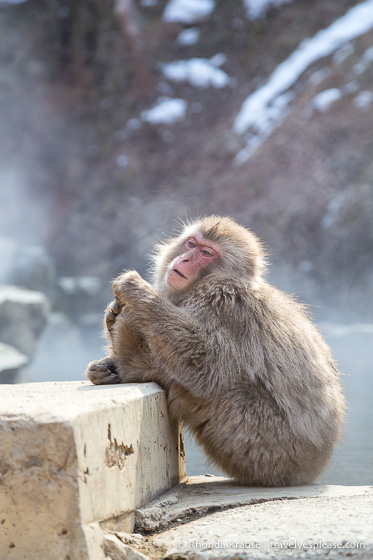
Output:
141,98,188,124
243,0,293,20
0,286,47,306
312,88,343,112
354,46,373,75
0,342,28,372
234,0,373,163
163,0,215,24
353,90,373,111
177,27,200,46
161,56,231,89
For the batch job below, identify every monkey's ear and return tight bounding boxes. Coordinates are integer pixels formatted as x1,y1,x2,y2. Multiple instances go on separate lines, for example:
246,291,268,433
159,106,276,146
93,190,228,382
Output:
246,231,268,279
150,238,179,288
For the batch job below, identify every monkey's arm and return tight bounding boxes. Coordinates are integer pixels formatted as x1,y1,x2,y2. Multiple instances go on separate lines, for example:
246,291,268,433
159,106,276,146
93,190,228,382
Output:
112,271,227,398
86,297,152,385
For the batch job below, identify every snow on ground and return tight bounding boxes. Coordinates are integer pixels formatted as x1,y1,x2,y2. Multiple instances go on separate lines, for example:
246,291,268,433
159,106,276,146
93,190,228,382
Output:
177,27,200,46
163,0,215,24
354,46,373,74
161,55,231,88
0,286,47,305
243,0,293,20
353,90,373,111
58,277,102,296
332,42,354,65
233,0,373,163
312,88,342,112
141,97,188,125
163,0,292,23
0,342,28,370
308,81,366,117
308,67,332,87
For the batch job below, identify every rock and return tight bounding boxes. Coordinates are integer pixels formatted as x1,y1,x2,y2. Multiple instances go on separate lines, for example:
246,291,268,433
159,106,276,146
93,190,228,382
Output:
0,380,186,560
0,285,49,358
0,342,28,383
56,276,103,320
0,237,56,299
103,532,150,560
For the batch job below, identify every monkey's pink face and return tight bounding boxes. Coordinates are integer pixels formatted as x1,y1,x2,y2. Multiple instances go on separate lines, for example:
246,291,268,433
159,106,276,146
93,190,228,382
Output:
166,234,220,290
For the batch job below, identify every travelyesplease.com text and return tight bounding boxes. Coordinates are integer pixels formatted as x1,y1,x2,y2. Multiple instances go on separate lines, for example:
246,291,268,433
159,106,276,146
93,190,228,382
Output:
176,539,366,551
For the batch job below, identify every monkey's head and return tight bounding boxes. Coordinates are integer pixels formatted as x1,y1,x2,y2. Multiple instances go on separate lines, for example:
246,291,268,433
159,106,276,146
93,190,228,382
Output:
153,216,266,298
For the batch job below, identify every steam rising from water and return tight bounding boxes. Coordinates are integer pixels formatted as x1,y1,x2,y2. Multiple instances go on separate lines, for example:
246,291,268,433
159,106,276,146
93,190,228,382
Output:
0,169,50,250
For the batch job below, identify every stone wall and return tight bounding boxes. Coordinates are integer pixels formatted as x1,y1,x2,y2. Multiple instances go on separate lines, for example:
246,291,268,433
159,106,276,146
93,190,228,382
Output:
0,381,186,560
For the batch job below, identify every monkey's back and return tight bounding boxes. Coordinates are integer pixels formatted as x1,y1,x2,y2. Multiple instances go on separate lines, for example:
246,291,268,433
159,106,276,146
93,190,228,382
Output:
173,280,345,486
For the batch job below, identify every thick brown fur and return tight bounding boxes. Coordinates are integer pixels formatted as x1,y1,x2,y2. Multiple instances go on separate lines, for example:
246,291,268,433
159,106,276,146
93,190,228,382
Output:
86,216,345,486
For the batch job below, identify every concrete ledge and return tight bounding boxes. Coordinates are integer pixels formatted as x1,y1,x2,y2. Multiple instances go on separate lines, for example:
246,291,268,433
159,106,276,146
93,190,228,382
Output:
0,381,186,560
125,477,373,559
135,475,373,534
140,477,373,560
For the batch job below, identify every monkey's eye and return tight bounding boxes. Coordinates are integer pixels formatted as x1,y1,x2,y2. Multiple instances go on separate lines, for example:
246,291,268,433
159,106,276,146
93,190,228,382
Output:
186,239,197,248
202,248,214,257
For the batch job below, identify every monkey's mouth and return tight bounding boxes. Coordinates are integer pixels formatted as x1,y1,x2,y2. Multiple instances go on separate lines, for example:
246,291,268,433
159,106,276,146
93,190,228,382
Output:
173,268,187,279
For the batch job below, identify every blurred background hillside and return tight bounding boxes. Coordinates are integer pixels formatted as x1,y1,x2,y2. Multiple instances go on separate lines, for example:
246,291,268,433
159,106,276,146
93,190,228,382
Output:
0,0,372,484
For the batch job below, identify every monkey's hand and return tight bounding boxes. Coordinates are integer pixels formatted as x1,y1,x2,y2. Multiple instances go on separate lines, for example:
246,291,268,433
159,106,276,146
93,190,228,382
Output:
112,270,157,307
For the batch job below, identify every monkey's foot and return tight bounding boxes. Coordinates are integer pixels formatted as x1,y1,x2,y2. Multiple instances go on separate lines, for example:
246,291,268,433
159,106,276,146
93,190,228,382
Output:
105,299,123,332
85,357,121,385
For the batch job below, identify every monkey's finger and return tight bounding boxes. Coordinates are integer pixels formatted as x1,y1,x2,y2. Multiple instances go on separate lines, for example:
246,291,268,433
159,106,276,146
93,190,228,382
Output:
111,301,123,315
92,373,121,385
86,368,121,385
106,310,121,332
107,311,117,323
86,360,112,372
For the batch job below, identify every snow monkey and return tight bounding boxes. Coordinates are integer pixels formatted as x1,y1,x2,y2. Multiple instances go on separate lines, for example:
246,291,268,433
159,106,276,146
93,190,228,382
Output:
86,216,345,486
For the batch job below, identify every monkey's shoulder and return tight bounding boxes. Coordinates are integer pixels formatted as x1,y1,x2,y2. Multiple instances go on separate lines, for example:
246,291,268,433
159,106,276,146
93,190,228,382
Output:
247,281,318,330
180,278,314,330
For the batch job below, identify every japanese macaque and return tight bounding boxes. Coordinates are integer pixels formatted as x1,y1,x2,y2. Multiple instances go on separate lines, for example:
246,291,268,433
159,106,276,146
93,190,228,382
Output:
86,216,345,486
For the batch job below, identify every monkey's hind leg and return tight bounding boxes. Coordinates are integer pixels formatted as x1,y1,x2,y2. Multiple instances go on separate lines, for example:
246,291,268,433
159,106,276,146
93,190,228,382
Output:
85,357,121,385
